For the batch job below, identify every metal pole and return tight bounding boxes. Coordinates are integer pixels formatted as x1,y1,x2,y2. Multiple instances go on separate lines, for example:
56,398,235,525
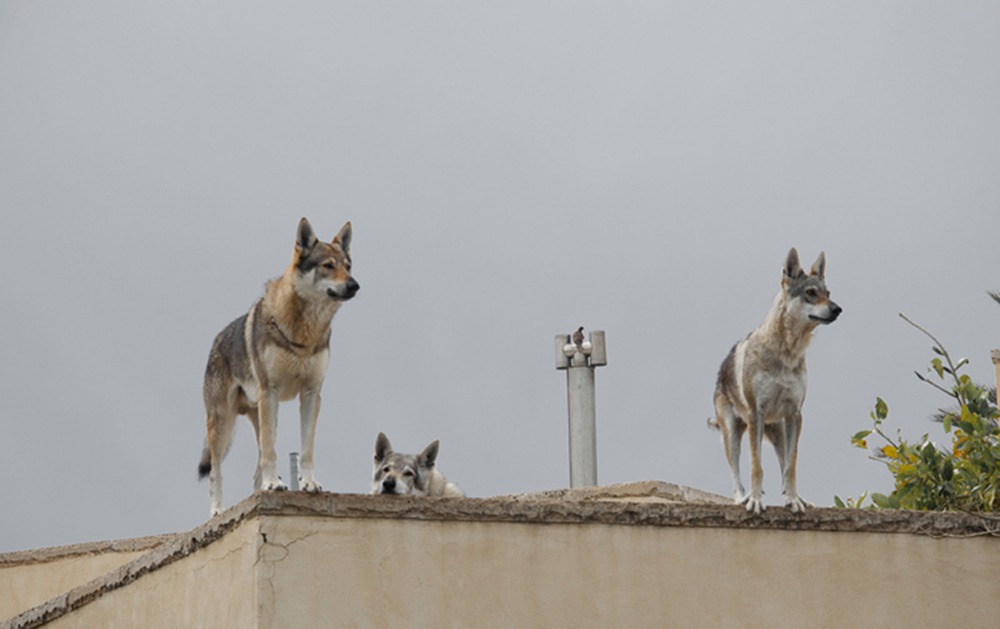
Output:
567,354,597,487
289,452,300,491
556,329,606,489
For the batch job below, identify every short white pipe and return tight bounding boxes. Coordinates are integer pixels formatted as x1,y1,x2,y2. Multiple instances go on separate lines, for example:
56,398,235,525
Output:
289,452,300,491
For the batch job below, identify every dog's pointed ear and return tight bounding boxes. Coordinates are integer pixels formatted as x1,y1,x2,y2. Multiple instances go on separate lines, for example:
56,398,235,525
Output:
333,221,352,256
783,247,803,281
375,432,392,463
296,217,318,256
418,440,440,469
810,251,826,279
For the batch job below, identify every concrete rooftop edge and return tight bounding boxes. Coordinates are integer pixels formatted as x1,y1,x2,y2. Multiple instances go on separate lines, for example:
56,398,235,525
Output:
248,488,1000,537
0,535,175,569
5,485,1000,628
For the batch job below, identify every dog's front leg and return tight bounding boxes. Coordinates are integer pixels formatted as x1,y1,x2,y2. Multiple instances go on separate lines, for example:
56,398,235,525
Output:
297,388,323,492
781,413,811,513
247,407,262,491
257,387,287,491
745,412,766,514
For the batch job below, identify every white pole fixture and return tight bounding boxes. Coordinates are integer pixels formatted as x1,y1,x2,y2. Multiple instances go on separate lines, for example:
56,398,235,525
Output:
289,452,300,491
555,328,607,488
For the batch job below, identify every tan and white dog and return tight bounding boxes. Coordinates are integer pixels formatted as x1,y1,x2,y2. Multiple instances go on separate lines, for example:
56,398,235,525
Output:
371,432,464,497
710,248,841,514
198,218,359,516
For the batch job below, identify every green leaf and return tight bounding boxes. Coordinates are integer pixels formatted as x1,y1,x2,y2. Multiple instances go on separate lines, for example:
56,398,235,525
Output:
961,404,974,423
931,358,944,378
942,459,954,481
874,397,888,420
921,444,938,466
871,493,895,509
833,496,846,508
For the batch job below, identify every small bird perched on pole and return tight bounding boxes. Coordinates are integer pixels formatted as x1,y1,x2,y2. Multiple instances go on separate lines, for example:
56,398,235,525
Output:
572,326,585,349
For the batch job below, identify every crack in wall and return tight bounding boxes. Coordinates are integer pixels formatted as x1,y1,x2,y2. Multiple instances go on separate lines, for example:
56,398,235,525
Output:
254,529,318,567
254,523,323,617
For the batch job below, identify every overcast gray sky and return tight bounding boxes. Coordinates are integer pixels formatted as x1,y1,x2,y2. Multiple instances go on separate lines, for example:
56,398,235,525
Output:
2,3,998,553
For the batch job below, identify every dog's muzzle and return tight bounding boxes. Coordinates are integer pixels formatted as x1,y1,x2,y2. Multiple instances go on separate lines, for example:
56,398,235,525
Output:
380,477,397,494
328,278,360,301
810,302,842,324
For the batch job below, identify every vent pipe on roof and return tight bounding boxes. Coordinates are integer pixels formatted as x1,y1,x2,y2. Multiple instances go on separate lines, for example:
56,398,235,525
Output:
555,329,607,488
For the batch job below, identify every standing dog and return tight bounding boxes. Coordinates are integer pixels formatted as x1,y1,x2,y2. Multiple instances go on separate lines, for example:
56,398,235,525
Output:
198,218,359,516
371,432,465,497
710,248,841,514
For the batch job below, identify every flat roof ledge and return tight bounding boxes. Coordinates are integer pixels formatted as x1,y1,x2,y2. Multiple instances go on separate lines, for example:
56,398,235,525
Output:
250,487,999,537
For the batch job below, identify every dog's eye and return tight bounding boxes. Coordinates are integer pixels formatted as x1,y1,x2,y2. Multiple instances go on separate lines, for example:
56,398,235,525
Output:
403,470,415,477
382,466,391,474
323,262,336,270
805,288,818,298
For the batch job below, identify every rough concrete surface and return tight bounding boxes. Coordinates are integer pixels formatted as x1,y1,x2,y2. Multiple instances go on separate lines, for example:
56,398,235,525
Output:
3,484,999,628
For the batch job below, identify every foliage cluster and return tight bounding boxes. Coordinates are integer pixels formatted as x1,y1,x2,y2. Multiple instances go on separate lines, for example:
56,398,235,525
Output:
837,314,999,511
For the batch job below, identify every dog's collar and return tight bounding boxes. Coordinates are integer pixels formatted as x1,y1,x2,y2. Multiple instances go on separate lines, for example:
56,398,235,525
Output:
267,317,320,353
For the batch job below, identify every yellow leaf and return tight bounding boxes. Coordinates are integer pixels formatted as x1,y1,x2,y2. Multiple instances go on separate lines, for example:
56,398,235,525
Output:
960,405,973,423
882,445,899,459
900,464,916,475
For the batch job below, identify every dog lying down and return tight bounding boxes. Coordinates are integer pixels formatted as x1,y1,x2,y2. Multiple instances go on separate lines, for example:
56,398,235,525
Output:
371,432,464,497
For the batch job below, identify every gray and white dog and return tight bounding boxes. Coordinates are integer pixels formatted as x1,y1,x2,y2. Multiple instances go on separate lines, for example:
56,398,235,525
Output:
371,432,464,497
198,218,359,516
710,248,841,514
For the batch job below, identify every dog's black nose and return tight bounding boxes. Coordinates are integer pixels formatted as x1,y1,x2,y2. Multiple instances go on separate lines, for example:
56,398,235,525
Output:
382,477,395,492
829,302,843,320
345,278,360,297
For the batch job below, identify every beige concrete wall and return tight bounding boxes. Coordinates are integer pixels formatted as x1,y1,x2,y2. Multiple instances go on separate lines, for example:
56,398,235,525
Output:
261,514,999,629
5,492,999,628
0,551,150,621
0,537,169,621
40,521,259,629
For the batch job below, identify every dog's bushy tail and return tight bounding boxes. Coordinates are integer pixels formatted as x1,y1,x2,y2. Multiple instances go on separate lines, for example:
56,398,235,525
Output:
197,444,211,479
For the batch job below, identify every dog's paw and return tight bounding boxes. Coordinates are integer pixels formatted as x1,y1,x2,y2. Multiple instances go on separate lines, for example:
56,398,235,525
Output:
784,494,813,513
740,492,766,514
299,478,322,493
261,477,288,491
